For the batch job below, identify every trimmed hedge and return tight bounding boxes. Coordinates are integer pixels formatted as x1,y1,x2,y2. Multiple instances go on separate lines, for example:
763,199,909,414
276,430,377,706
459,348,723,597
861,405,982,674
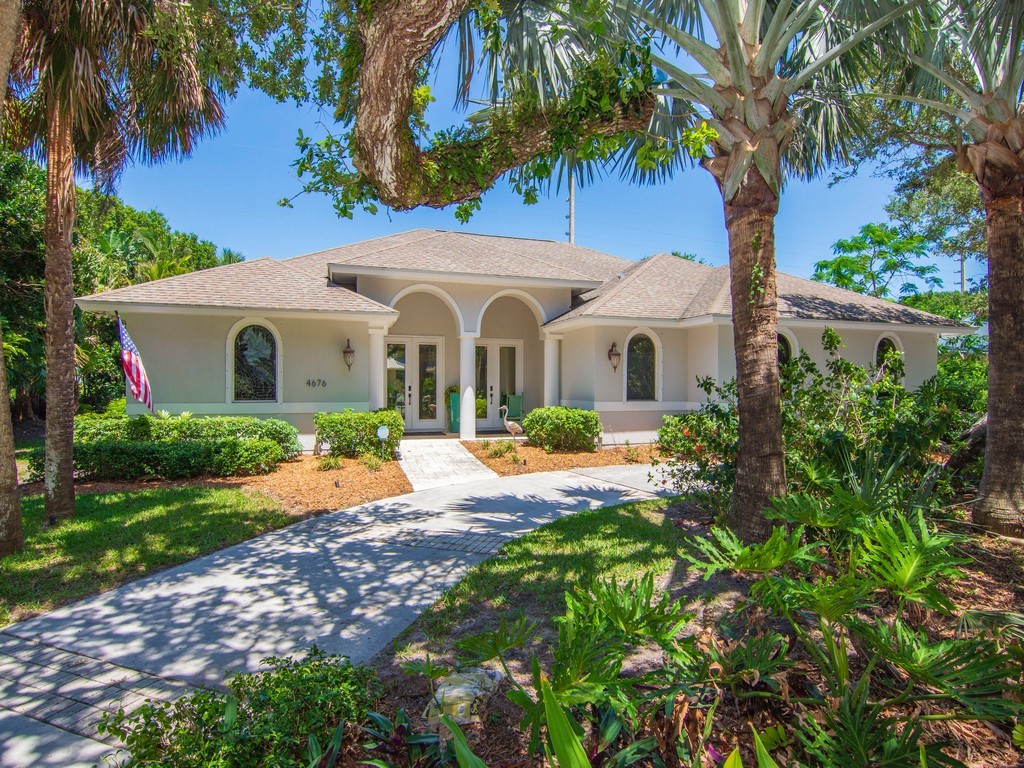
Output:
74,415,302,457
314,409,404,459
522,406,602,452
28,438,285,481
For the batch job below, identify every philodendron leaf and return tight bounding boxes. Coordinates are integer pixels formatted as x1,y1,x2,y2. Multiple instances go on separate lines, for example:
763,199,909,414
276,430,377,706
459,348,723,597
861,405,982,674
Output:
540,675,591,768
752,726,782,768
440,715,489,768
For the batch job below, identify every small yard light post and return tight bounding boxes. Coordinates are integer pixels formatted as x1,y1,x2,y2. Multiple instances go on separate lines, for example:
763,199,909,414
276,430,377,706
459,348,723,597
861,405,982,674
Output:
377,424,390,460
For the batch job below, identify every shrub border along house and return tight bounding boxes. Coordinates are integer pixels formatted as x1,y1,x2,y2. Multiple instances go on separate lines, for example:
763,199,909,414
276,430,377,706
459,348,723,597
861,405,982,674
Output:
28,414,302,481
522,406,602,452
314,409,404,459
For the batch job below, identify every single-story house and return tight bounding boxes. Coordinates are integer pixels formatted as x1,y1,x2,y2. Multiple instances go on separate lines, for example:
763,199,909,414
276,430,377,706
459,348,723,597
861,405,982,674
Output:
77,229,970,440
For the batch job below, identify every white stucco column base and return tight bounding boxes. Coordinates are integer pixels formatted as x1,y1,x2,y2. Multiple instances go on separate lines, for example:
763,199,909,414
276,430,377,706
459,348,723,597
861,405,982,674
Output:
368,328,386,411
543,335,561,407
459,334,478,440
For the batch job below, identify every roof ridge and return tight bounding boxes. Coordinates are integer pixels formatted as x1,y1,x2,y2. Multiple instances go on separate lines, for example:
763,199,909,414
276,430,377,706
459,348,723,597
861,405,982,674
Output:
284,229,438,268
463,233,601,282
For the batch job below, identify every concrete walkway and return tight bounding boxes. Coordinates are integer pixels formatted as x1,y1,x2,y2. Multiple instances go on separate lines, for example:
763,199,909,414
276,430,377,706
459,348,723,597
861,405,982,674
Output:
397,438,498,491
1,464,667,766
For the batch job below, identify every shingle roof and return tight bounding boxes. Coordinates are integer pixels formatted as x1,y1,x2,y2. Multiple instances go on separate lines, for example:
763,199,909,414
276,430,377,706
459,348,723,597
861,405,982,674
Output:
76,257,396,315
285,229,631,284
547,253,967,329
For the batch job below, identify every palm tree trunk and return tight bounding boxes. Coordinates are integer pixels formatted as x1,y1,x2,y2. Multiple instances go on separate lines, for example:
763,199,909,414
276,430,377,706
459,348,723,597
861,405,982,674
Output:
0,0,22,556
975,194,1024,535
722,182,786,543
43,103,77,522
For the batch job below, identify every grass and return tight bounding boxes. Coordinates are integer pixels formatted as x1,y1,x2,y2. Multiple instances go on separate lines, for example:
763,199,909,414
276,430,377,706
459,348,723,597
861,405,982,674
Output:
419,497,682,640
0,486,291,626
14,436,43,479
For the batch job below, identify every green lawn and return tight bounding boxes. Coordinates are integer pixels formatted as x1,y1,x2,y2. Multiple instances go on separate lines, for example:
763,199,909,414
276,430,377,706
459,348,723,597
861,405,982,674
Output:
1,487,291,626
419,498,684,640
14,436,43,479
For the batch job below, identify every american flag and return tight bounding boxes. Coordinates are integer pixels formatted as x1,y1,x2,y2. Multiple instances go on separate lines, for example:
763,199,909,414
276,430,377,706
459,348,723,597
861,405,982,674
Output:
117,315,154,413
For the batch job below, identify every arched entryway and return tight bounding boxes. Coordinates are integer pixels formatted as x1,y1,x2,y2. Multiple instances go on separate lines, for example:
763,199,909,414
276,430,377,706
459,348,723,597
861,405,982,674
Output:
385,290,460,432
475,295,544,432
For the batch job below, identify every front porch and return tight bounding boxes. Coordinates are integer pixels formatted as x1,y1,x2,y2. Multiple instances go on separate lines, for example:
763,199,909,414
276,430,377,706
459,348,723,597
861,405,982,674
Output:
365,289,561,440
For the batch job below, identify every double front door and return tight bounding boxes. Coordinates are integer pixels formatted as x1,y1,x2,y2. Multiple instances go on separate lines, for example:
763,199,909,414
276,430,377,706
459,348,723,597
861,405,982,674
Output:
475,339,524,430
386,337,443,431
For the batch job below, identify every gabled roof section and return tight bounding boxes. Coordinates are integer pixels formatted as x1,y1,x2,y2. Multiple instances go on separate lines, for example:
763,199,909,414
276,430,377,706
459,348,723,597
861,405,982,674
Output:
285,229,632,285
547,253,969,329
76,257,397,316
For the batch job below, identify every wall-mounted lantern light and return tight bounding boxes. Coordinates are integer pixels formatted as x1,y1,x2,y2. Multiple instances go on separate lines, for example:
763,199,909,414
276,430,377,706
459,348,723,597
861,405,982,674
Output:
342,338,355,371
607,341,621,372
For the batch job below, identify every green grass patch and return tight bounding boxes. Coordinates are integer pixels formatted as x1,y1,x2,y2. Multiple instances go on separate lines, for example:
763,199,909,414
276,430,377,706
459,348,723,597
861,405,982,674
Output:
14,437,43,479
0,487,291,626
421,498,681,639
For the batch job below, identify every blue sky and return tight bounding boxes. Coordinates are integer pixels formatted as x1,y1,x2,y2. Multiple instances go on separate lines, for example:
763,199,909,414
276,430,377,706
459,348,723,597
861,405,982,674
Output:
115,84,985,291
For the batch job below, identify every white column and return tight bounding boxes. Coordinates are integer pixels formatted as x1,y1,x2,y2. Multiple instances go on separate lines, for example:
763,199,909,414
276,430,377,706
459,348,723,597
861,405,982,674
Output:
368,328,386,411
459,334,477,440
543,335,561,407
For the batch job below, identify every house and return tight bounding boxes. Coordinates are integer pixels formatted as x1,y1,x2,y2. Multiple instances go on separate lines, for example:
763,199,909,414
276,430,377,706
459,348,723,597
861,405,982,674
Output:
76,229,970,441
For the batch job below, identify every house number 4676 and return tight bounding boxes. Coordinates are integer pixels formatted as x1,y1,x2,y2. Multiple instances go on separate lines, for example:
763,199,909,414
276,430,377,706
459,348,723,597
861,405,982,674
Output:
306,378,327,388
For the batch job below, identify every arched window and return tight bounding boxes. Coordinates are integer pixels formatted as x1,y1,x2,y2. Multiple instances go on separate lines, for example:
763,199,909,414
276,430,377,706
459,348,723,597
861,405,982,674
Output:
778,334,793,366
875,335,899,368
233,324,278,401
626,334,656,401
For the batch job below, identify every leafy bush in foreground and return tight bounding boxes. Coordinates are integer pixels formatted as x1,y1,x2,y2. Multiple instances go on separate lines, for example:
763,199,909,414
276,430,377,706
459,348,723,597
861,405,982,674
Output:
656,328,963,509
522,406,602,452
420,455,1021,767
314,409,404,459
100,649,380,768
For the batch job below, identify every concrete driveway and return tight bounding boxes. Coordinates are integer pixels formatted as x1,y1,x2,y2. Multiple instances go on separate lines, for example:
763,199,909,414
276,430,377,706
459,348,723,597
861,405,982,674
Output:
0,464,668,766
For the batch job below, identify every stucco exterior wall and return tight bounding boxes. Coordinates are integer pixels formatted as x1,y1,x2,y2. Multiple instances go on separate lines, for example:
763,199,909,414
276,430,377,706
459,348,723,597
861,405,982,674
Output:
356,275,570,334
559,327,596,406
787,324,940,389
119,311,372,432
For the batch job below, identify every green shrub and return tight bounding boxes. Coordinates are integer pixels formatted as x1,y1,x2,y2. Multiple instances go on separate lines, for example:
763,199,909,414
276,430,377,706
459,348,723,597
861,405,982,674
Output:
317,455,343,471
656,329,961,505
522,406,602,452
68,441,214,481
74,415,302,457
58,438,284,481
100,648,380,768
488,439,516,458
314,409,404,459
212,439,285,477
359,453,383,472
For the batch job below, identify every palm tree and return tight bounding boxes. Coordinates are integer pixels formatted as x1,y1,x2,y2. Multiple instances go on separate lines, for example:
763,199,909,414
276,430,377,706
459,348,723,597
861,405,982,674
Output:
611,0,919,541
8,0,224,521
0,0,22,557
891,0,1024,535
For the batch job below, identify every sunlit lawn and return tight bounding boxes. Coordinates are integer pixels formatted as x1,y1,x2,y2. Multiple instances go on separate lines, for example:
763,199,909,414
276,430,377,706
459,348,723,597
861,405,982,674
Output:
0,487,290,626
420,497,683,639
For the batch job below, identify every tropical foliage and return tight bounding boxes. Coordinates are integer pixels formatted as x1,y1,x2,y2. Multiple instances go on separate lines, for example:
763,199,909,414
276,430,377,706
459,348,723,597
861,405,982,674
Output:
0,149,242,419
812,222,942,298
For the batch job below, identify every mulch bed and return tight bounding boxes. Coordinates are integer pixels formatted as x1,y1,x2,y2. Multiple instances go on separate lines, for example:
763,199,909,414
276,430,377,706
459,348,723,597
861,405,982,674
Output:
370,500,1024,768
462,440,658,476
19,455,413,517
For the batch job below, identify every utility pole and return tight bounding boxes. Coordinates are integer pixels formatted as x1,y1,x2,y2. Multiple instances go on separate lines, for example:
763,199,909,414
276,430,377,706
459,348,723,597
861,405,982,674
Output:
566,171,576,244
960,253,966,293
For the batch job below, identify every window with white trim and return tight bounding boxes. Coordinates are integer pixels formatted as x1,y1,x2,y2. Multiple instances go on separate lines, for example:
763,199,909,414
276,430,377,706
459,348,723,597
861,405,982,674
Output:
233,324,278,401
626,334,656,401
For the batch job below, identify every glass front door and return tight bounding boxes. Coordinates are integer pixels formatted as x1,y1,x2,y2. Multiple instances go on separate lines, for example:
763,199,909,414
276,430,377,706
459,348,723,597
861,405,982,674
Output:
476,340,523,430
386,337,443,431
